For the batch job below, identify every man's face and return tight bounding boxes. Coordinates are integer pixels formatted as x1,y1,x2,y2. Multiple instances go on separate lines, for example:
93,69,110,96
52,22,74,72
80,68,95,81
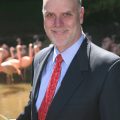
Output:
43,0,84,52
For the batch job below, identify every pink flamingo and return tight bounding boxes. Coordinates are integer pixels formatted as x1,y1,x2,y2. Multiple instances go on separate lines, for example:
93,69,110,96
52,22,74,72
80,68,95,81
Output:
33,44,40,55
0,48,22,84
16,43,33,81
5,46,21,69
17,43,33,68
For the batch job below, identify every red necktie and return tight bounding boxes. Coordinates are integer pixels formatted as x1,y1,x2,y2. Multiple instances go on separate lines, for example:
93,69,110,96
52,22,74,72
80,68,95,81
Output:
38,54,63,120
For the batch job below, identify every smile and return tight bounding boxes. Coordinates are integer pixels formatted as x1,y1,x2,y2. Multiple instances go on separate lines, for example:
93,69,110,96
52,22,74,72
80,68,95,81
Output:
52,30,68,35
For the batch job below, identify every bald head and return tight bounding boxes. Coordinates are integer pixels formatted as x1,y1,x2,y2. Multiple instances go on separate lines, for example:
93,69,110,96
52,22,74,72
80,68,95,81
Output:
43,0,82,11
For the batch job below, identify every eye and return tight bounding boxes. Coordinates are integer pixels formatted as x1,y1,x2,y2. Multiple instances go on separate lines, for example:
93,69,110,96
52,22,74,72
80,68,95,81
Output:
45,13,55,18
63,12,72,17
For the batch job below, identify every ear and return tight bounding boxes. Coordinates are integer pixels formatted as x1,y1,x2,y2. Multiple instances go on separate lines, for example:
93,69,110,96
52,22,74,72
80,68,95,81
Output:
79,7,84,24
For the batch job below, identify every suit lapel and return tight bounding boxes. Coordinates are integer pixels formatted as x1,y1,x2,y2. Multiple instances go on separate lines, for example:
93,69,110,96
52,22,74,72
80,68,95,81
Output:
31,45,54,120
46,38,91,120
32,46,54,101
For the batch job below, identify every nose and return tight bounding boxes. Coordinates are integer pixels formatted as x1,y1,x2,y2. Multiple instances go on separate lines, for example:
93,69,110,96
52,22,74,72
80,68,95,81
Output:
54,17,63,27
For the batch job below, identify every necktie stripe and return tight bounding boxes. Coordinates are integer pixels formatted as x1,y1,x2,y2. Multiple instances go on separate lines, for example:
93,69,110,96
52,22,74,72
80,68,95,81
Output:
38,54,63,120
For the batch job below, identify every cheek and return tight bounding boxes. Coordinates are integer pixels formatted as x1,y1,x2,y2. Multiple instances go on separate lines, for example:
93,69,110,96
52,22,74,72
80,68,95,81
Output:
63,20,74,29
44,22,50,28
64,17,79,27
44,18,55,28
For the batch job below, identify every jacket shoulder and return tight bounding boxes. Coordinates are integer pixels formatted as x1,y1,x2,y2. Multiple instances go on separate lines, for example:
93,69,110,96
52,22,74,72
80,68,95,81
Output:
90,42,120,64
88,41,120,73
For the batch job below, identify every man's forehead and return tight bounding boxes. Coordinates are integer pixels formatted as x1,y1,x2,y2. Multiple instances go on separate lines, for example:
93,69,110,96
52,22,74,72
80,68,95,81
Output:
43,0,78,9
43,0,77,5
42,1,78,14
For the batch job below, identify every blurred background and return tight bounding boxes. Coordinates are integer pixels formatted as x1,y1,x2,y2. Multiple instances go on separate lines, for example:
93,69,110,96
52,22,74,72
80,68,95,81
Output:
0,0,120,45
0,0,120,119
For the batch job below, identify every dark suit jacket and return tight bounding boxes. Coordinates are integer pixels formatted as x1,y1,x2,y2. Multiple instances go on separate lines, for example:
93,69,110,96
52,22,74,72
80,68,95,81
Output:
17,38,120,120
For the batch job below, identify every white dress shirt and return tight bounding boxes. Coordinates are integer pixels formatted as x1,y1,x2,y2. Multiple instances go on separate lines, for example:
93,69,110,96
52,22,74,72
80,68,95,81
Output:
36,34,85,110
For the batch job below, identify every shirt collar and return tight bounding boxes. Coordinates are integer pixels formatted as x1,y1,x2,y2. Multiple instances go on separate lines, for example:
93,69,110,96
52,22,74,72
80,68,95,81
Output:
52,33,85,65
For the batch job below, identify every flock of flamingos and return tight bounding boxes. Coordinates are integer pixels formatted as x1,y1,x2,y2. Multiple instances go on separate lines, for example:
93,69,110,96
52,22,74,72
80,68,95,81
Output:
0,41,42,84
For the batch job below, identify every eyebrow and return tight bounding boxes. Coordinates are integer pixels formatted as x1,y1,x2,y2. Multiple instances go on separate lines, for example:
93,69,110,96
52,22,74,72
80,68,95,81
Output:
43,9,73,14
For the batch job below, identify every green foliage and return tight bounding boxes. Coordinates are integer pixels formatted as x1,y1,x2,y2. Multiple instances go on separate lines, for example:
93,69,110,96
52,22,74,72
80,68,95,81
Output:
83,0,120,24
83,0,120,15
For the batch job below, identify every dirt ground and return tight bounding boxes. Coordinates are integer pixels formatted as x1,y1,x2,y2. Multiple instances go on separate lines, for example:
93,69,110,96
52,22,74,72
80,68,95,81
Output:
0,83,31,119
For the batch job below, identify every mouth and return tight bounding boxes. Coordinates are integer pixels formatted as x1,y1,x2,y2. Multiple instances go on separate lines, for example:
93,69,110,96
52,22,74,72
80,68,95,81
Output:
51,29,68,35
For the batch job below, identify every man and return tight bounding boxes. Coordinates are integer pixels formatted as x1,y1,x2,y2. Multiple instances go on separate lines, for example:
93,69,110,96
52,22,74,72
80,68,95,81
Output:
17,0,120,120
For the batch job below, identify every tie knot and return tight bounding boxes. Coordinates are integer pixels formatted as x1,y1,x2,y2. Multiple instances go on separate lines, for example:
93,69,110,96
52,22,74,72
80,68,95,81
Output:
56,54,63,63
